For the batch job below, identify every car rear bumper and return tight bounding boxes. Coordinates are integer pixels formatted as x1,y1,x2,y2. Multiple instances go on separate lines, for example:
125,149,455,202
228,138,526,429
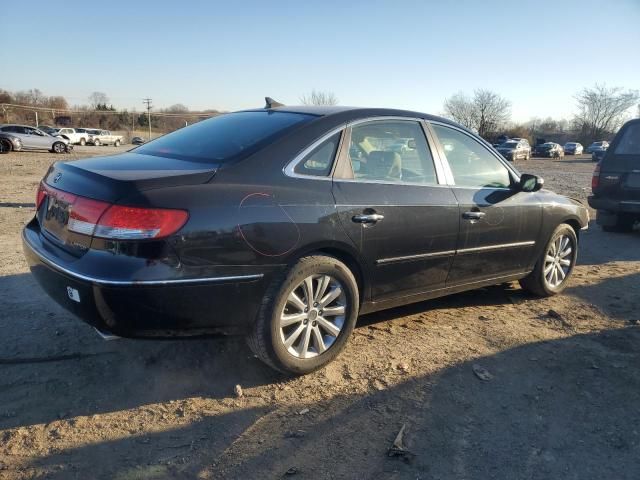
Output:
22,223,269,337
588,195,640,212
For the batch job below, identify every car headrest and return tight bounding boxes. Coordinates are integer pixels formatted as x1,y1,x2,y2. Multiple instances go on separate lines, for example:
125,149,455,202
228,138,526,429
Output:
364,151,402,180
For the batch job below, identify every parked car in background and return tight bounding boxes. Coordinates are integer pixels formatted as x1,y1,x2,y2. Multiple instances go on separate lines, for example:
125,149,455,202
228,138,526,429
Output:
592,149,606,163
22,104,589,374
563,142,583,155
586,141,609,154
496,139,531,161
533,142,564,158
87,130,123,146
589,118,640,232
0,132,23,153
0,124,70,153
131,136,146,145
53,127,90,146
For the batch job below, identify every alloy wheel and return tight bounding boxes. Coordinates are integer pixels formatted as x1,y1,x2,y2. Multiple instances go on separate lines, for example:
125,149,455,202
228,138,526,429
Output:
279,274,347,359
543,234,574,288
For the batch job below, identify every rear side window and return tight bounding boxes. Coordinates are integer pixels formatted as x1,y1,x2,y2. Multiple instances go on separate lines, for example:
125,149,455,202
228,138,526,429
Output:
348,120,437,185
294,132,341,176
135,111,315,163
432,124,512,189
614,123,640,155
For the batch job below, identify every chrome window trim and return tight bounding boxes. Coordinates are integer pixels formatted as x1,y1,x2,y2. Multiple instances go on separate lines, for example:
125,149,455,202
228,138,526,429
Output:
24,231,264,286
283,125,346,181
427,120,522,186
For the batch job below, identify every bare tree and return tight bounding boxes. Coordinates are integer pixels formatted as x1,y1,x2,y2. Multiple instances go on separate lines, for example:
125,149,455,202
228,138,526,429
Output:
443,92,476,130
574,84,639,140
443,89,511,138
88,92,109,109
165,103,189,113
300,90,338,106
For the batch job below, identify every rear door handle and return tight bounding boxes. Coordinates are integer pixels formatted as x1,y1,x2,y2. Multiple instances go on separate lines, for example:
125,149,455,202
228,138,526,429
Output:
352,213,385,224
462,211,486,220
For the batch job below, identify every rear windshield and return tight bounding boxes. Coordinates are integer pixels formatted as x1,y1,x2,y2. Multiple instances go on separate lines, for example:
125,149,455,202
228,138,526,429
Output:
614,123,640,155
134,111,315,162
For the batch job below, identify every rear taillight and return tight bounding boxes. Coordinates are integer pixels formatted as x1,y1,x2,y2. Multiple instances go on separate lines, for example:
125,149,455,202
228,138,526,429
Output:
591,163,601,191
93,205,189,240
36,182,47,209
38,183,188,240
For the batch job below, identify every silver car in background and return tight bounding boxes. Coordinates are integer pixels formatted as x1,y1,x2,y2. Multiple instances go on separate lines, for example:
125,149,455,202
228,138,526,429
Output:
0,124,70,153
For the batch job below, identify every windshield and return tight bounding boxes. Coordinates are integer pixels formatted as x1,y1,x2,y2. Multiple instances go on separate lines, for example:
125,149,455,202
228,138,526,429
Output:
135,111,315,162
500,142,518,148
593,142,603,146
565,143,576,147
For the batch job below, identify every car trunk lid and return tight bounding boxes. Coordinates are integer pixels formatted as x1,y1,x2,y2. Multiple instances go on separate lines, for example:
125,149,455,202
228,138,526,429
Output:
37,152,217,256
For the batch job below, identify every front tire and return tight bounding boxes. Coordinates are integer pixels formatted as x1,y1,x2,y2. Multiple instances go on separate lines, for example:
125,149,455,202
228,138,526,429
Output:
519,224,578,296
248,255,359,375
114,139,121,147
79,138,86,146
93,138,101,146
52,142,66,154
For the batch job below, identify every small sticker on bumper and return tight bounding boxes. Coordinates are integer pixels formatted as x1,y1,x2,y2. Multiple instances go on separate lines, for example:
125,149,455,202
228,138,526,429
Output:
67,287,80,303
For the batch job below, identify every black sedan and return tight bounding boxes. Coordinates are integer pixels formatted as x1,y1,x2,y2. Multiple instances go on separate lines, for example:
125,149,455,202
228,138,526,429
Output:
533,142,564,158
23,103,589,374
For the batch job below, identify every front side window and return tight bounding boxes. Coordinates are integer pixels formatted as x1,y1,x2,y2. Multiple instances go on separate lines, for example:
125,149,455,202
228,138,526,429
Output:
135,111,315,163
614,123,640,155
294,132,341,176
347,120,437,184
432,124,512,189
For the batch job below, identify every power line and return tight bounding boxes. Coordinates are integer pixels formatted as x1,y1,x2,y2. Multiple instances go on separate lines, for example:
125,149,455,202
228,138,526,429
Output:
143,98,153,140
0,103,217,118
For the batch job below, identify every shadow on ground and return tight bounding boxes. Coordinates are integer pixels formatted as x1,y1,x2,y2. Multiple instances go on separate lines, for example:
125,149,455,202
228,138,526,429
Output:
15,327,640,479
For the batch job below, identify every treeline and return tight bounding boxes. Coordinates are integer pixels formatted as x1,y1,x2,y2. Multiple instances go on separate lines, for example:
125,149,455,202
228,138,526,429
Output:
443,84,639,146
0,89,218,134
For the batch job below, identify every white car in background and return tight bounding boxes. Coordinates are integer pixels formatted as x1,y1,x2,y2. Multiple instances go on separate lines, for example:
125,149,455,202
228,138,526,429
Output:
52,127,90,145
87,129,123,146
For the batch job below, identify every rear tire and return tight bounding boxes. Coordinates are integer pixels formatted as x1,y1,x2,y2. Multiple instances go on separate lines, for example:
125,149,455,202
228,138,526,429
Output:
248,255,359,375
519,224,578,297
0,139,12,153
80,138,86,146
602,214,636,233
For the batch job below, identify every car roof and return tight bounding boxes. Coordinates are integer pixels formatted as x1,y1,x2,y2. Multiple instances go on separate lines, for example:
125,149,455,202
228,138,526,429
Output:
242,105,464,129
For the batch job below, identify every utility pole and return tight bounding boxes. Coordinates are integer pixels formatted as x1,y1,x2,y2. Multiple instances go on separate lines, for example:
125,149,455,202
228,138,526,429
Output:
35,111,39,127
143,98,152,141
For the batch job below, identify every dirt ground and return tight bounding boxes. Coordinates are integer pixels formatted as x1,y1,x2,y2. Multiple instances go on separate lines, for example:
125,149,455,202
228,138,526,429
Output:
1,148,639,479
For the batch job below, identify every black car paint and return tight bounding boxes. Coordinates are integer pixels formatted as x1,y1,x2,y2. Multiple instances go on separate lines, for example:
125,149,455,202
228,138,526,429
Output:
23,107,589,337
588,118,640,223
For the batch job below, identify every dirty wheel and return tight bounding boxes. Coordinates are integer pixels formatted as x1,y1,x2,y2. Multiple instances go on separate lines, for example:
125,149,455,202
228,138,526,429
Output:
93,138,101,146
80,138,86,146
520,224,577,296
114,139,121,147
248,255,359,375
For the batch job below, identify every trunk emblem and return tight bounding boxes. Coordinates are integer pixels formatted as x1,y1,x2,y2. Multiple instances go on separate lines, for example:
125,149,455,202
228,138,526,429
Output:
53,173,62,183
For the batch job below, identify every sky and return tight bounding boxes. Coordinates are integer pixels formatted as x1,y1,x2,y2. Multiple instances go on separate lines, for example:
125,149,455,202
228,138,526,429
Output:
2,0,639,123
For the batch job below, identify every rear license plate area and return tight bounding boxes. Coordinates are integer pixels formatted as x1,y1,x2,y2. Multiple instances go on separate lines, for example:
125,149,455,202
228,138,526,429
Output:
626,173,640,188
42,196,71,241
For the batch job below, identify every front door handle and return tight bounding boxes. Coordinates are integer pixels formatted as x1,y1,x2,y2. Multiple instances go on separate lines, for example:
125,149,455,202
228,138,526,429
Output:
352,213,385,224
462,211,486,221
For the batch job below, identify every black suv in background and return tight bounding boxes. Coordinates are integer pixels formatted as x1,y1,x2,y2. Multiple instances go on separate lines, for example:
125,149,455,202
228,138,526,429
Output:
589,119,640,232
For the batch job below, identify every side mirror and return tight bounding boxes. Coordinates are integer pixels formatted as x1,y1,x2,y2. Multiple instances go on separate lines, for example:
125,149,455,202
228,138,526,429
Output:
519,173,544,192
407,139,417,149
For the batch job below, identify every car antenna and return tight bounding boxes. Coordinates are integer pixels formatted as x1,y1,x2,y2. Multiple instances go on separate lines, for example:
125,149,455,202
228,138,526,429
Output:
264,97,284,109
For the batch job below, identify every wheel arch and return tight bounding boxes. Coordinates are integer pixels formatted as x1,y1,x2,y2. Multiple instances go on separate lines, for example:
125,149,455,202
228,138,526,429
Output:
285,241,368,305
